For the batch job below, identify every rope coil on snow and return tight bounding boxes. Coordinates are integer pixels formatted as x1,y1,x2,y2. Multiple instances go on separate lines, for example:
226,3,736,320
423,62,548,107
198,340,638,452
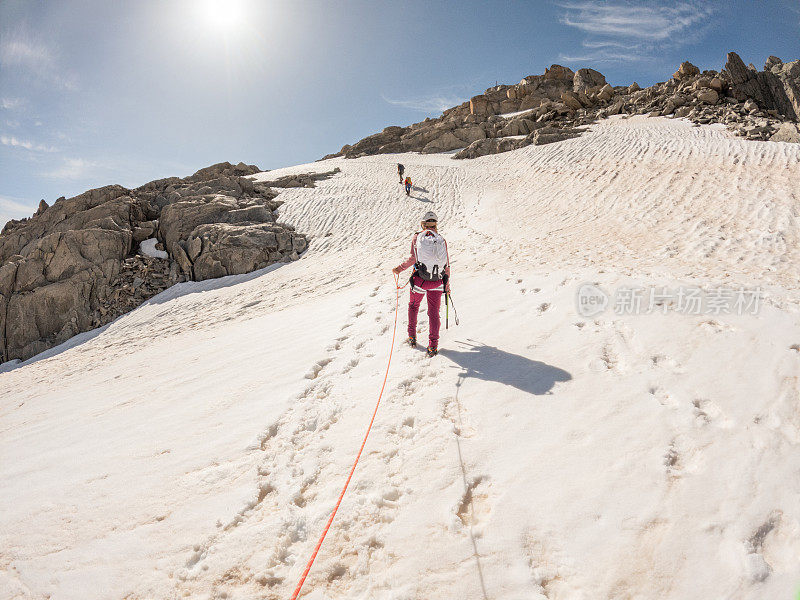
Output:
288,274,402,599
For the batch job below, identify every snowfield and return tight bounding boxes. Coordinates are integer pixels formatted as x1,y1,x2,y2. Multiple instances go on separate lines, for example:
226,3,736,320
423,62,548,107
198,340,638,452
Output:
2,116,799,599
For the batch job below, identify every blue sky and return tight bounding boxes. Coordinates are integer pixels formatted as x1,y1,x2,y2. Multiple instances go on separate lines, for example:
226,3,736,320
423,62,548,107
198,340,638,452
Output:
1,0,798,226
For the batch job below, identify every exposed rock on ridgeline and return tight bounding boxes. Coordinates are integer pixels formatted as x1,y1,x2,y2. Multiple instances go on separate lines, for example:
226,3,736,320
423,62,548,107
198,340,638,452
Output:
0,162,335,363
328,51,800,161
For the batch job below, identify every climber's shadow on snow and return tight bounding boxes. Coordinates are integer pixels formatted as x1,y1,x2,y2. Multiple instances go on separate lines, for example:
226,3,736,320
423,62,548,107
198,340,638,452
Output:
408,185,432,202
439,340,572,395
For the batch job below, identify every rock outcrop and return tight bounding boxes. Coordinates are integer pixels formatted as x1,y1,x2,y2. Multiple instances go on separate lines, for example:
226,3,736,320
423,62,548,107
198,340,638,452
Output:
328,51,800,163
573,68,606,93
770,122,800,143
724,52,800,121
673,61,701,80
0,162,332,363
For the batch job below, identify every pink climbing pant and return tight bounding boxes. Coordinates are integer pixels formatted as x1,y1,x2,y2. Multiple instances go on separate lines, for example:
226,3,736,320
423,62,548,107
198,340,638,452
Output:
408,275,443,349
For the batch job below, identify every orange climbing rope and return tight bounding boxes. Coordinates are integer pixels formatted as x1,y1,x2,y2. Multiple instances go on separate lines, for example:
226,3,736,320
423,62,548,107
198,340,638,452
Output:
289,274,403,599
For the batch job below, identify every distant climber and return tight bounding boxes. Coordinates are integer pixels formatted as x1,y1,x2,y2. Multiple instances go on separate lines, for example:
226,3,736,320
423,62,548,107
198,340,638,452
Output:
392,211,450,357
404,176,412,196
397,163,404,183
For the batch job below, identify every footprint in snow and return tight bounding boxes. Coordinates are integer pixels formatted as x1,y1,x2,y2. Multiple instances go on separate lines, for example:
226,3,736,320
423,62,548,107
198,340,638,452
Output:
557,276,577,288
442,396,476,438
649,385,679,409
664,443,680,474
326,563,347,582
589,344,622,372
305,358,333,380
650,353,683,372
455,476,491,529
341,358,360,373
294,380,331,403
692,398,732,428
259,422,280,450
699,319,735,333
396,378,418,394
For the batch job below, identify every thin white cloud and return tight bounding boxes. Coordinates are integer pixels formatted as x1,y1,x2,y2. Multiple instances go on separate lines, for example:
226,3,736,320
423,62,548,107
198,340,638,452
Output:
0,194,35,214
44,158,98,180
581,40,641,49
559,1,712,41
0,134,57,152
1,37,51,65
559,49,651,64
382,93,468,114
0,194,36,229
1,97,23,110
558,1,713,63
0,29,78,90
1,135,32,149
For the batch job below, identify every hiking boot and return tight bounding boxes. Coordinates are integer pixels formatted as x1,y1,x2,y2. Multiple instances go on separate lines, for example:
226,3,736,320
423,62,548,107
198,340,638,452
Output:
426,346,438,357
407,336,417,347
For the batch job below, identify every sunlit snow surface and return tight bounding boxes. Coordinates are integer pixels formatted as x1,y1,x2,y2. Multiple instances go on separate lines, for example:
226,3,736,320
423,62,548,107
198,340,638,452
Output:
2,116,800,599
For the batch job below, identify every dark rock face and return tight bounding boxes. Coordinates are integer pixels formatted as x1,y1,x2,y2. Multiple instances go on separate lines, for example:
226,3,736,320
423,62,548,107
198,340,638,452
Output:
187,222,307,281
725,52,800,121
329,51,800,163
573,68,606,93
453,126,586,159
0,161,334,363
0,185,143,361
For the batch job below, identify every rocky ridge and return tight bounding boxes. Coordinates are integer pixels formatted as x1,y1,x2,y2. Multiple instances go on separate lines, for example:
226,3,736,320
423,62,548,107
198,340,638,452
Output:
328,51,800,161
4,50,798,365
0,162,336,363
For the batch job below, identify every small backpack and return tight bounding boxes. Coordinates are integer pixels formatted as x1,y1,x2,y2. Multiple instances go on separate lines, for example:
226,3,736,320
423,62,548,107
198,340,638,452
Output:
414,230,448,281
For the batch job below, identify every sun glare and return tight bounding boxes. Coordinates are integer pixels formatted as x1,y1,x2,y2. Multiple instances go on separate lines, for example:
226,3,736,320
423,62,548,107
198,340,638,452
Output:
200,0,245,34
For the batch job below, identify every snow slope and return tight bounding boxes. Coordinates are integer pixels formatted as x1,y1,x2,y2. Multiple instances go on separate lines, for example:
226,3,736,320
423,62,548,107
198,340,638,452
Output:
2,116,800,600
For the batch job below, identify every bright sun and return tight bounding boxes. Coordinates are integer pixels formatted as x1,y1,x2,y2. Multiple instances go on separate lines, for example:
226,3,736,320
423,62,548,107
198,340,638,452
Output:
200,0,245,34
